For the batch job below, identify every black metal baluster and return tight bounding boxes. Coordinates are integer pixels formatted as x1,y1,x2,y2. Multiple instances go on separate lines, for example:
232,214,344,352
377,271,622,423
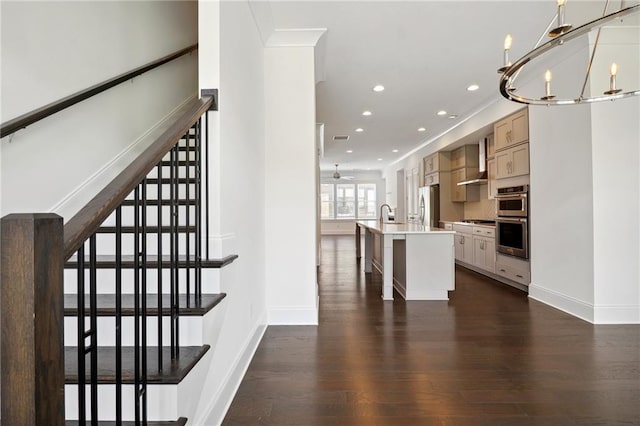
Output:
141,179,148,424
76,245,86,425
205,113,210,261
115,207,123,425
170,146,178,359
195,118,202,300
89,234,98,424
185,129,191,306
157,163,163,373
133,187,140,424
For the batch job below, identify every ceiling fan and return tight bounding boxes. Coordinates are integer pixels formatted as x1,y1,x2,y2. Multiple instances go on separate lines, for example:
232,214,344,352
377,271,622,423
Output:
333,164,354,180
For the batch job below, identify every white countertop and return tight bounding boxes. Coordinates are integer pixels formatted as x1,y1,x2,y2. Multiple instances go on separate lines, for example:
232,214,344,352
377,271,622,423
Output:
356,220,455,235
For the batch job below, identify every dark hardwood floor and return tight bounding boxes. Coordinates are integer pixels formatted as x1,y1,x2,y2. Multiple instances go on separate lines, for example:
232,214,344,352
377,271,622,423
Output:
224,235,640,425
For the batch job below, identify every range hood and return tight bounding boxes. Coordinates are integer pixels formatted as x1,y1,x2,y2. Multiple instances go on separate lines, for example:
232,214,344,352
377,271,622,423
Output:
457,137,488,186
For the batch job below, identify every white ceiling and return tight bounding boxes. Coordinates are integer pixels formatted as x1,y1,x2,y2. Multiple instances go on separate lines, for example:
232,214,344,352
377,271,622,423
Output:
265,1,608,172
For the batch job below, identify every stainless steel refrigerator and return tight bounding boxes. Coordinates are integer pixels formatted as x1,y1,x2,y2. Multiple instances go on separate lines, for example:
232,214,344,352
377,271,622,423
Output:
419,185,440,228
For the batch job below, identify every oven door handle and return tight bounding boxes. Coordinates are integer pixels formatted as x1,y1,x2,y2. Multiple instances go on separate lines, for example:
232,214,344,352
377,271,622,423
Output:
496,217,527,224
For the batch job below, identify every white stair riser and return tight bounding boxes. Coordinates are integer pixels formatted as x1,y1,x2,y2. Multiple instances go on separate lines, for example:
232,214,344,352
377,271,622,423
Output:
65,384,178,422
64,316,203,346
64,268,221,294
92,232,199,256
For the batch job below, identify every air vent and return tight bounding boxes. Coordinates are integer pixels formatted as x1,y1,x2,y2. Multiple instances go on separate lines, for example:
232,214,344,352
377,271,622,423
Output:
333,135,350,141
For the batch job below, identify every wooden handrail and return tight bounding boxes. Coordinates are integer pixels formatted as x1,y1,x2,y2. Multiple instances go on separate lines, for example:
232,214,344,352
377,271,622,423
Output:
63,96,213,260
0,44,198,139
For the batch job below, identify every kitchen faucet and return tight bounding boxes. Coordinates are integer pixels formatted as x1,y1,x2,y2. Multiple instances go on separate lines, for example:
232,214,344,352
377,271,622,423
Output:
379,203,392,223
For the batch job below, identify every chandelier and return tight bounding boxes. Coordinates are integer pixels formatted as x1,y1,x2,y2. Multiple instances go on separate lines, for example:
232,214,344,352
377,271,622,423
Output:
498,1,640,105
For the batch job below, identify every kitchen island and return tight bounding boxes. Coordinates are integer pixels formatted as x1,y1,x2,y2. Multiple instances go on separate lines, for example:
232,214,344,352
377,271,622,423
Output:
356,220,456,300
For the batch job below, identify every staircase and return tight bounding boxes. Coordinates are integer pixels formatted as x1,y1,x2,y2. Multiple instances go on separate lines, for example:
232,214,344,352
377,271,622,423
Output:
1,96,233,424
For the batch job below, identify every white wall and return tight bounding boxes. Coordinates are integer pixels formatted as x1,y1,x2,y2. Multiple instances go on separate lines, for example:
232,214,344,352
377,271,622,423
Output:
0,1,198,220
590,97,640,323
264,46,319,325
528,103,596,320
191,0,270,423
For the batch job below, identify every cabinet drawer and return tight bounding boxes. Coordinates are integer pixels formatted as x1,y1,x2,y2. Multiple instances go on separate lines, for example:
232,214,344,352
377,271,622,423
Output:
453,224,473,234
473,227,495,238
495,263,530,285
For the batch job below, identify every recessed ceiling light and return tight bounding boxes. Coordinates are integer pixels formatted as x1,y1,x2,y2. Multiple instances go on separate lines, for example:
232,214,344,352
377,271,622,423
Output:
437,110,447,116
448,114,458,119
355,128,364,133
377,158,383,161
467,84,480,91
418,127,426,132
392,149,399,153
373,85,385,92
346,149,353,153
362,110,372,116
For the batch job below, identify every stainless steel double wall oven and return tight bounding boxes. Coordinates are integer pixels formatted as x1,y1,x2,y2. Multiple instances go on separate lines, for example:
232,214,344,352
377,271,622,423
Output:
495,185,529,259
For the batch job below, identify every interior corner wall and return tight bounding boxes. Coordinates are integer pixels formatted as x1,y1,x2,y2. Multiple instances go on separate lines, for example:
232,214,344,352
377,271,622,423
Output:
264,46,318,325
590,97,640,324
0,1,198,219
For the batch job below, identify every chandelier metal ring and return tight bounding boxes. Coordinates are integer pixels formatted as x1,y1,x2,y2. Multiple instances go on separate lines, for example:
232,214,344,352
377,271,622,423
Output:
499,3,640,106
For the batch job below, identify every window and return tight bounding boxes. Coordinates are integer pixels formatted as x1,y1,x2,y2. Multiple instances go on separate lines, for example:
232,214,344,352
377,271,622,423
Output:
357,183,377,219
321,182,377,219
336,184,355,218
320,184,334,219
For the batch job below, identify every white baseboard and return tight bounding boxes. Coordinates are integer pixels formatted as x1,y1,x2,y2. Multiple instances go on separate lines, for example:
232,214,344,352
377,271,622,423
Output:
593,304,640,324
528,284,594,323
268,305,319,325
194,313,268,426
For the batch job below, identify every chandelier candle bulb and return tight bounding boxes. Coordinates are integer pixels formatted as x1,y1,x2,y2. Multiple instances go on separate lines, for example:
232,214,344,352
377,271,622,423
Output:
604,62,622,95
545,70,552,96
504,34,512,66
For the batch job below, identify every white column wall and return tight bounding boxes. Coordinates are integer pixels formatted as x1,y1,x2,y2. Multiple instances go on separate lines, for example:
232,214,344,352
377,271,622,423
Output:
527,103,596,321
0,1,198,220
590,97,640,323
192,1,269,423
264,46,319,325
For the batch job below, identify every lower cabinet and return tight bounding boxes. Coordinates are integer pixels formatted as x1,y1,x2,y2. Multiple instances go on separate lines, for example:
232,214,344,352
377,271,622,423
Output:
472,236,495,273
453,224,474,264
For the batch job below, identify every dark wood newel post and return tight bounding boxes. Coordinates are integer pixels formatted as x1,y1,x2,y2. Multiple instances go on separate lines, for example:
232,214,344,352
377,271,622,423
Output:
1,213,65,425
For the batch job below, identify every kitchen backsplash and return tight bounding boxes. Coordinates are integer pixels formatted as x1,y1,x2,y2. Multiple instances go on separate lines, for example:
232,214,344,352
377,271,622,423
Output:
464,191,496,219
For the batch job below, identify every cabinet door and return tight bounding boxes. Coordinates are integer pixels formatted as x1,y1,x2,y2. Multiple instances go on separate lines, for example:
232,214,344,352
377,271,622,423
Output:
510,143,530,177
484,238,496,273
473,237,485,269
510,110,529,146
425,172,439,186
487,158,497,199
462,235,474,264
455,234,465,260
450,168,465,202
494,119,511,151
487,133,495,159
495,150,511,179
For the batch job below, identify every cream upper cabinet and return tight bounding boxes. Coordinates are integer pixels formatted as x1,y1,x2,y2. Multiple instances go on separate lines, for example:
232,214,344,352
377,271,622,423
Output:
450,145,479,170
496,143,529,179
487,158,497,199
487,133,495,159
494,109,528,151
423,153,439,174
424,172,439,186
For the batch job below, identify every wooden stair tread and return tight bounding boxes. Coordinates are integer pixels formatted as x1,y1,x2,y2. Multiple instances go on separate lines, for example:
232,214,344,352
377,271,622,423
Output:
65,345,209,384
144,177,197,185
66,418,187,426
65,254,238,269
64,293,226,316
